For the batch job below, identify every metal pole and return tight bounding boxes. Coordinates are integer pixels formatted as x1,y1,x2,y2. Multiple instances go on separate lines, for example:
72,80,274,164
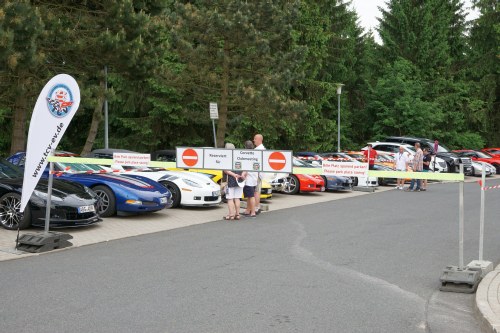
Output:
459,163,464,269
212,119,217,148
479,162,486,261
104,65,109,149
337,93,341,152
44,154,55,235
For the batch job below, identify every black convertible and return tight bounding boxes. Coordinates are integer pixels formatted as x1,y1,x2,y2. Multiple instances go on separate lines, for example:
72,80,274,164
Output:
0,159,101,230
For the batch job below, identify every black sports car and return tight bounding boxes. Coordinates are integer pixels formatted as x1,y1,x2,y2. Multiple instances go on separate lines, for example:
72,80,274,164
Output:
0,159,101,230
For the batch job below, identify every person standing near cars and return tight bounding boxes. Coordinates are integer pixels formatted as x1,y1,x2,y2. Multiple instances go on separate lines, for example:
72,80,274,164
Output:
363,144,377,170
242,140,258,218
253,134,266,214
223,142,245,220
406,143,423,192
421,148,432,191
394,146,409,190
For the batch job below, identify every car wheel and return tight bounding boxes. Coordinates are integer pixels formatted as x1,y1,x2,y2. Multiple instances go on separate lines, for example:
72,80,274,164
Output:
161,181,181,208
353,177,359,186
470,166,475,177
494,164,500,174
283,175,300,195
92,185,116,217
0,193,31,230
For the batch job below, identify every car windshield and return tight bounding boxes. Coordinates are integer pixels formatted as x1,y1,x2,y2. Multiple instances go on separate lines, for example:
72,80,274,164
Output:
476,151,493,158
322,153,354,161
436,143,451,153
57,162,107,172
0,159,23,179
378,154,394,162
292,157,314,167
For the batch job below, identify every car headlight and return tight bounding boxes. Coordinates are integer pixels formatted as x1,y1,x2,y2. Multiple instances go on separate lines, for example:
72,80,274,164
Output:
182,178,202,188
33,190,63,202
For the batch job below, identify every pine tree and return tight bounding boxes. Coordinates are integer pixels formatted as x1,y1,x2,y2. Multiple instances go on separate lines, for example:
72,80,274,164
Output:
166,0,306,148
0,1,44,153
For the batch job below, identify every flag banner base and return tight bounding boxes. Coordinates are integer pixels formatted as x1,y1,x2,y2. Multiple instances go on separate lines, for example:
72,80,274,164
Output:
16,231,73,253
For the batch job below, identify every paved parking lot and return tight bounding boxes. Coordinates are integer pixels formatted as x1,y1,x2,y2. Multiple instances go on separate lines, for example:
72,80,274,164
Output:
0,187,391,262
0,175,496,262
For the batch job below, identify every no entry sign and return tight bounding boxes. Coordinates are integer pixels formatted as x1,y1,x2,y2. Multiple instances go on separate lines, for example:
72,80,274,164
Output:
262,151,292,173
268,152,287,170
176,148,204,168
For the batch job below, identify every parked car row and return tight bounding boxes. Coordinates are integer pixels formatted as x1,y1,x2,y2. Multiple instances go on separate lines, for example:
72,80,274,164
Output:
2,138,497,230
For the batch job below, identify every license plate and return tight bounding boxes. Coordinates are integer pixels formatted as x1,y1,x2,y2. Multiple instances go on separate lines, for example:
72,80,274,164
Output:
212,190,220,196
160,197,168,204
78,205,95,213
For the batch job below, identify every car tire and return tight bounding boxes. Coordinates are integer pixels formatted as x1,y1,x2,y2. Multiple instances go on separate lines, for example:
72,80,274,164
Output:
470,166,475,177
161,181,181,208
353,177,359,186
282,175,300,195
0,193,31,230
92,185,116,217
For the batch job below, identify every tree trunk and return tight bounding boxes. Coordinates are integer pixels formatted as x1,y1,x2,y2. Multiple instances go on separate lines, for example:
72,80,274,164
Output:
80,83,105,155
216,41,230,148
10,82,28,154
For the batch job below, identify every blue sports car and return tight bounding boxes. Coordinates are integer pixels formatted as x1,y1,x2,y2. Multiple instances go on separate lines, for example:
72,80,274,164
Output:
8,153,173,217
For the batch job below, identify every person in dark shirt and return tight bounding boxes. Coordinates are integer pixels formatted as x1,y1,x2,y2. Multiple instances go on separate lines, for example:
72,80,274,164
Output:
422,148,432,191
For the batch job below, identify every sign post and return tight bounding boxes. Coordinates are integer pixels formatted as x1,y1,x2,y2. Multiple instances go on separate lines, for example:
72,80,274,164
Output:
467,162,493,277
209,102,218,148
439,164,481,293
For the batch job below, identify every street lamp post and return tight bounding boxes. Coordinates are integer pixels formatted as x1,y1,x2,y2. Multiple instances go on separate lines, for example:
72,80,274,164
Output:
336,84,344,152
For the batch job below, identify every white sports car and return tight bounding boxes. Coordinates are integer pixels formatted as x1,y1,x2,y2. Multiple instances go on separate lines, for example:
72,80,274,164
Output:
106,165,221,208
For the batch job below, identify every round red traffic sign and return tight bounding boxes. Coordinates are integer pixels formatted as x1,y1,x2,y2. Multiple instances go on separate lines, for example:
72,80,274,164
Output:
268,151,287,171
182,149,198,167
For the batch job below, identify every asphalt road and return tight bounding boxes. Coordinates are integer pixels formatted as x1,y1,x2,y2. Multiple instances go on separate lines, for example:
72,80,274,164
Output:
1,179,499,333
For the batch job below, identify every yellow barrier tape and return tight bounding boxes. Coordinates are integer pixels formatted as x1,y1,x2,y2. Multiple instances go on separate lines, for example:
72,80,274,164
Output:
287,167,464,181
46,156,463,181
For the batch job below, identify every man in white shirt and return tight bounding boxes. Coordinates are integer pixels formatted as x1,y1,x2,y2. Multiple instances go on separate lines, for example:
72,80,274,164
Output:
394,146,409,190
253,134,266,214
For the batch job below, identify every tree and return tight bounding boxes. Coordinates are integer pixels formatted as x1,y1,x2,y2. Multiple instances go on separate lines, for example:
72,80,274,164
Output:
167,0,306,148
0,1,44,154
468,0,500,146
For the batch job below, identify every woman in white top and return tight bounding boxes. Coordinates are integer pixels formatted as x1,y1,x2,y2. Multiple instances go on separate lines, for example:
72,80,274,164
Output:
394,146,409,190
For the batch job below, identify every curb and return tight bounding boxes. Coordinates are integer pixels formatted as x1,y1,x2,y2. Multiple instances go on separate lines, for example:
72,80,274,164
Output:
476,265,500,333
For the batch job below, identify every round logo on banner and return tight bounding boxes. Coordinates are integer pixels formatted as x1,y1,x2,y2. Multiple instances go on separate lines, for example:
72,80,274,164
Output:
46,84,74,118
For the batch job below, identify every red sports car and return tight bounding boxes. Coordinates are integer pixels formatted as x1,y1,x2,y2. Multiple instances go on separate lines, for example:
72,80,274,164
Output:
482,148,500,156
271,157,325,195
452,150,500,173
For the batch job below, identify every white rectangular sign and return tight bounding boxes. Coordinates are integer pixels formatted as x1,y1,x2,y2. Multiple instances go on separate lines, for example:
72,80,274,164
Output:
113,153,151,167
233,149,262,171
209,102,218,120
322,161,368,177
203,149,233,170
